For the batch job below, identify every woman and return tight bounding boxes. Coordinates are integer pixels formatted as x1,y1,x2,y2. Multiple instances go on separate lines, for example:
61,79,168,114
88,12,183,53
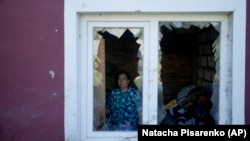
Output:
106,71,142,131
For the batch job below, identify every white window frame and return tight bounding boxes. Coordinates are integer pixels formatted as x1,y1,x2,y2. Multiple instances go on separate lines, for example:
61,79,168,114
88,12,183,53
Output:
86,21,150,138
64,0,246,141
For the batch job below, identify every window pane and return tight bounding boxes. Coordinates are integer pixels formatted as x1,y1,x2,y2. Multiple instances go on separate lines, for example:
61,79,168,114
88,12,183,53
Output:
93,27,144,131
158,22,220,125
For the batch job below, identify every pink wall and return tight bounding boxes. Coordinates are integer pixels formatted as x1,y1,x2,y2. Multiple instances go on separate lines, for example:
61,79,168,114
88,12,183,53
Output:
0,0,64,141
0,0,249,141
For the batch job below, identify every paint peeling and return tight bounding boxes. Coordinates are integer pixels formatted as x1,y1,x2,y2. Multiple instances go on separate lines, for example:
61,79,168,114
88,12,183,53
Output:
81,2,87,8
49,70,55,78
32,113,42,118
50,93,57,100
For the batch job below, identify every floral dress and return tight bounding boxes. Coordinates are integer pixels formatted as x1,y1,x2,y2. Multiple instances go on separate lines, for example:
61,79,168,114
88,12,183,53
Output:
106,87,142,131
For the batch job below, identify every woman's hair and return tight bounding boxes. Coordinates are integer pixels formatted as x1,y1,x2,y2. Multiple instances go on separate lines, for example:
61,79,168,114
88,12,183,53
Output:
116,71,131,81
115,70,138,90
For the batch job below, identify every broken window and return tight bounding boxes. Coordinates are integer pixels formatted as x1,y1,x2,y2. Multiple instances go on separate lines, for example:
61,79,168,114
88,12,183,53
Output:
92,22,221,130
158,22,220,125
65,1,245,140
93,27,144,131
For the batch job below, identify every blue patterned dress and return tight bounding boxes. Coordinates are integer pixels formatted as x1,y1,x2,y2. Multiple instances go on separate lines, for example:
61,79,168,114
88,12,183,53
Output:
106,87,142,131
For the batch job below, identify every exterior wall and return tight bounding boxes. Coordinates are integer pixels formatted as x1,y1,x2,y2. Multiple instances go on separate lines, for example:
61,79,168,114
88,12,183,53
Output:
0,1,249,141
246,0,250,124
0,0,64,141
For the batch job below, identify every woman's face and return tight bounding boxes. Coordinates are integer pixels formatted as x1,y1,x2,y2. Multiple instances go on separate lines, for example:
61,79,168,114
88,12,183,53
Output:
118,73,130,91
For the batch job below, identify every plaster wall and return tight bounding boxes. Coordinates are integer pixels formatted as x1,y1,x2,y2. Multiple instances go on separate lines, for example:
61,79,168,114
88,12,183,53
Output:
0,0,249,141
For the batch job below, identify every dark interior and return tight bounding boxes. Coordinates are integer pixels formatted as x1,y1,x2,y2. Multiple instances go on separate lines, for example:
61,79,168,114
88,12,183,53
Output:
98,23,219,125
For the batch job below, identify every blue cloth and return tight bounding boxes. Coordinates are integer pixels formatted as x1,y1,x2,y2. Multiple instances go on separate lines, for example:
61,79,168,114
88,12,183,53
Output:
106,87,142,131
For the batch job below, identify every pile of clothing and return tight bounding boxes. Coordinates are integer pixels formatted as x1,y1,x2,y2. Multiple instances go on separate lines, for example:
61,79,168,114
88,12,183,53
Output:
161,85,216,125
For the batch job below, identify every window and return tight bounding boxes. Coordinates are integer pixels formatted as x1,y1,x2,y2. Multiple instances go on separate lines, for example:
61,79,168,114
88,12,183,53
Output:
64,0,246,140
92,26,145,131
85,22,149,138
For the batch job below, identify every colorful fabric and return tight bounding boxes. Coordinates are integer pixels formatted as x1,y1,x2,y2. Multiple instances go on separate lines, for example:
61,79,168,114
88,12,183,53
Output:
106,87,142,131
